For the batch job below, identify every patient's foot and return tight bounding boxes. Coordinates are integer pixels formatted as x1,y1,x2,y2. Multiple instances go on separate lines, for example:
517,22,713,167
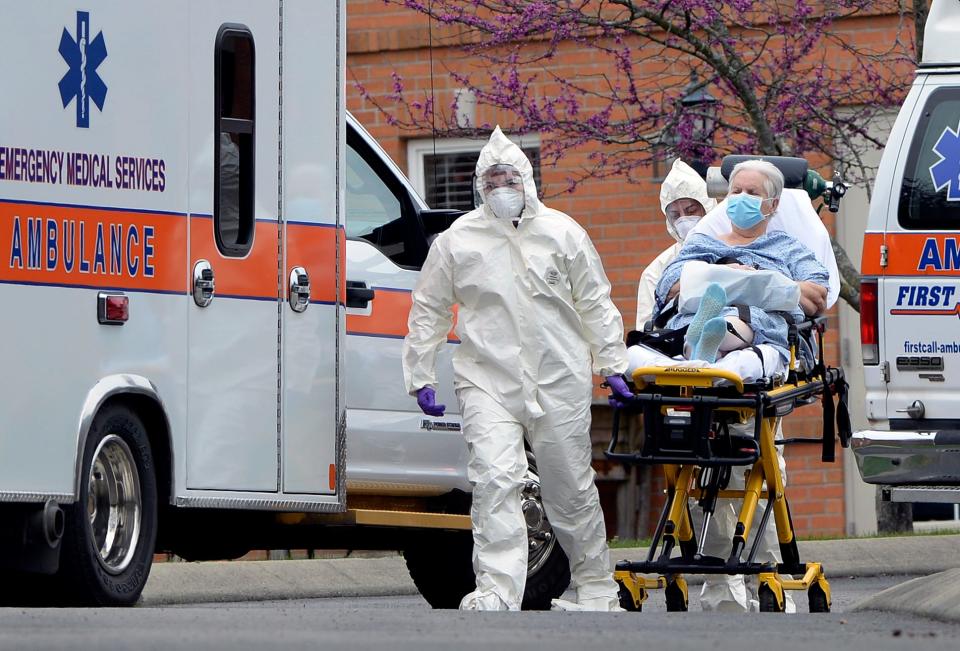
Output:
686,283,727,353
693,317,727,363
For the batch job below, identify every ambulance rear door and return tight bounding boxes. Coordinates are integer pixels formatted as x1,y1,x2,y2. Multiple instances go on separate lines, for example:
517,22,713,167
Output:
185,3,281,492
880,74,960,423
278,0,344,497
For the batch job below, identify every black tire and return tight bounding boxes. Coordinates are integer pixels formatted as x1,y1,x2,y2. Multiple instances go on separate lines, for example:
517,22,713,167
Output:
403,530,476,609
617,581,642,612
758,584,785,613
58,405,158,606
403,528,570,610
808,583,830,613
665,579,688,612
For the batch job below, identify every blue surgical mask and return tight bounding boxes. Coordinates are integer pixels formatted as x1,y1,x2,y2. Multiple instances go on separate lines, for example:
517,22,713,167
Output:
726,193,767,229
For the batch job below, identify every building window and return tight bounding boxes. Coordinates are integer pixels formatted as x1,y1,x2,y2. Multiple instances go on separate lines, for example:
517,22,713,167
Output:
407,136,542,211
215,24,255,257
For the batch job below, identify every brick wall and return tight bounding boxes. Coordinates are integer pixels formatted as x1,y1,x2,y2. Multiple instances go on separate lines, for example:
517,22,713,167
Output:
347,1,910,538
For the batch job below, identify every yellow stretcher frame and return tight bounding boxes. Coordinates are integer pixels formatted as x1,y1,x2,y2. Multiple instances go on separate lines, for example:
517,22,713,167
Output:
607,359,848,614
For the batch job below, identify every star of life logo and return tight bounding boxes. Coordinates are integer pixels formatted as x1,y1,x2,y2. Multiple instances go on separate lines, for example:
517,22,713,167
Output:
58,11,108,128
929,120,960,202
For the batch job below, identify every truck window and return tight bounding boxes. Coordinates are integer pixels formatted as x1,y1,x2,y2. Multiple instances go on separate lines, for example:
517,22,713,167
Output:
897,86,960,231
346,142,425,267
215,25,255,256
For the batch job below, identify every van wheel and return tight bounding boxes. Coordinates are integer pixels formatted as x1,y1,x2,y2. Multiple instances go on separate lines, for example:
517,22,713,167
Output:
404,456,570,610
59,405,157,606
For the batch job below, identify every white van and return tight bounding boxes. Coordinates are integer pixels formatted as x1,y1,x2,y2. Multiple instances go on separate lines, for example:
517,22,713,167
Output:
852,0,960,502
0,1,566,607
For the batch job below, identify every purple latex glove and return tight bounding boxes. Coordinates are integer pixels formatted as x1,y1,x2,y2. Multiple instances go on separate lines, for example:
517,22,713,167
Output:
416,387,446,417
606,375,634,409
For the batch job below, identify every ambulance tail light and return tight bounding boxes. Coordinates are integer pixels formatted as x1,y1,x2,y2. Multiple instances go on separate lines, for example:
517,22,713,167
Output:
98,292,129,325
860,279,879,365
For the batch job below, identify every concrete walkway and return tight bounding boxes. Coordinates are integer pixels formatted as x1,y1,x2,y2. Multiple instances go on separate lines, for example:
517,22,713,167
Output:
140,534,960,607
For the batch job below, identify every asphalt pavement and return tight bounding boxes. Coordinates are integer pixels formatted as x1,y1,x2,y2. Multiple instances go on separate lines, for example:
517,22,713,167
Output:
141,533,960,621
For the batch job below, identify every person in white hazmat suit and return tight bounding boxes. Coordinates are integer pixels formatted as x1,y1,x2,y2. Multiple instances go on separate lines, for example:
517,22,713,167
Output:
402,126,633,612
636,159,717,329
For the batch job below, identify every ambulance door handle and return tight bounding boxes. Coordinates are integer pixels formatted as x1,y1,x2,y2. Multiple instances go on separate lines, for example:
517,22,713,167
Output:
345,280,375,308
289,267,311,313
193,260,215,307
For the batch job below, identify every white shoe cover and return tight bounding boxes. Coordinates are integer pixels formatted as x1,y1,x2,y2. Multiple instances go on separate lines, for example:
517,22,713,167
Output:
550,597,624,612
459,590,513,611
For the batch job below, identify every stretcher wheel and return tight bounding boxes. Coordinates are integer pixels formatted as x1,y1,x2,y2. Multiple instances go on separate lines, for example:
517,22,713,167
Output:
664,580,688,612
617,581,641,612
758,585,784,613
808,584,830,613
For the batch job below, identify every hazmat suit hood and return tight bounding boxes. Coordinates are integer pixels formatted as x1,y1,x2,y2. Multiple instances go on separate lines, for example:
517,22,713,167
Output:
474,126,543,219
659,159,716,243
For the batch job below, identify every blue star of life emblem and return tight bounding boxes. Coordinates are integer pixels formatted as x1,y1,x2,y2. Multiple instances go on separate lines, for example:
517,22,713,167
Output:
58,11,108,128
929,121,960,202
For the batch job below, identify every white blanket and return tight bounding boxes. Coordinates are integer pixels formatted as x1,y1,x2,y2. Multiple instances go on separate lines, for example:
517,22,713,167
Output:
627,343,787,386
678,260,802,314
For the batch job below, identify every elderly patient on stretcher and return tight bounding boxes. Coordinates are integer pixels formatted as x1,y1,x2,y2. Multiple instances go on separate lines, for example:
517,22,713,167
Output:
628,159,829,384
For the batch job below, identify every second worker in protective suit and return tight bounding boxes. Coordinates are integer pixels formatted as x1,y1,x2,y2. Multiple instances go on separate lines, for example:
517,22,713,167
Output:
402,126,633,612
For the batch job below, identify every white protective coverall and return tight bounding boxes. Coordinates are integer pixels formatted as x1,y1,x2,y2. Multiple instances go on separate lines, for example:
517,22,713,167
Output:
635,159,716,329
402,127,628,611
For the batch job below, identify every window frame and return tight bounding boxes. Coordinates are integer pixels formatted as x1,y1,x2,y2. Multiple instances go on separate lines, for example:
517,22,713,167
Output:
406,134,542,210
346,124,428,270
896,85,960,231
214,23,256,257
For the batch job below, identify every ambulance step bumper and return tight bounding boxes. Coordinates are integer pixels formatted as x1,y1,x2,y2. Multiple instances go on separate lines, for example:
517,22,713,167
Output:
880,485,960,504
852,429,960,485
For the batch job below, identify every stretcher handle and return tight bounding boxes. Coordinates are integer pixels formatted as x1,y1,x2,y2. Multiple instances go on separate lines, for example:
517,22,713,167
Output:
604,449,761,467
606,407,623,460
631,366,744,393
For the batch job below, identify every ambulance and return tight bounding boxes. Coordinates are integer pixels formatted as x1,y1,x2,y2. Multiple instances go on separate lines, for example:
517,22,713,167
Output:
853,0,960,504
0,1,567,607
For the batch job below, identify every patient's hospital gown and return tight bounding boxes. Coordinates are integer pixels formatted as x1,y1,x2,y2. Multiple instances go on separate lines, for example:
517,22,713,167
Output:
654,231,829,364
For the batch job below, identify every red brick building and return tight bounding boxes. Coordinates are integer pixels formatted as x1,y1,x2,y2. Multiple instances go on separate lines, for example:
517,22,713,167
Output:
346,1,916,538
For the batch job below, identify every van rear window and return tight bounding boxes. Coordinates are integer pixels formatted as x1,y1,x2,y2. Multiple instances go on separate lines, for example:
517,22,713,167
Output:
898,87,960,230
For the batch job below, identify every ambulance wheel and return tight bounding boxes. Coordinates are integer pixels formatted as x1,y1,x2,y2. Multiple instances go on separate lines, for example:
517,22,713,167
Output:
758,584,784,613
808,584,830,613
665,580,688,612
58,405,158,606
617,581,642,612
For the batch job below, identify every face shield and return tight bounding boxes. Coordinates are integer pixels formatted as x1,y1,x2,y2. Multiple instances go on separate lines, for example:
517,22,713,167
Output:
664,197,707,241
479,164,526,220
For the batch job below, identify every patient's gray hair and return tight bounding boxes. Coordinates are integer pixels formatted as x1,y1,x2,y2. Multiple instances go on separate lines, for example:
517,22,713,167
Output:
728,159,784,200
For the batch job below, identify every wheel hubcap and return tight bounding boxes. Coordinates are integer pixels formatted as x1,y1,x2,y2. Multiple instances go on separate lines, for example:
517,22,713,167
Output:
87,434,141,574
521,460,556,576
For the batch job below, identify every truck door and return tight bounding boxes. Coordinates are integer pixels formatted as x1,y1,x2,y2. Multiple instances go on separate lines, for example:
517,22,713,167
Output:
343,122,467,494
880,78,960,423
186,7,281,492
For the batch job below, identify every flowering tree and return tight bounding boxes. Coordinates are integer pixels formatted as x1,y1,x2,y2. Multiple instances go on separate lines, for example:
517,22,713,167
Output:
356,0,920,310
